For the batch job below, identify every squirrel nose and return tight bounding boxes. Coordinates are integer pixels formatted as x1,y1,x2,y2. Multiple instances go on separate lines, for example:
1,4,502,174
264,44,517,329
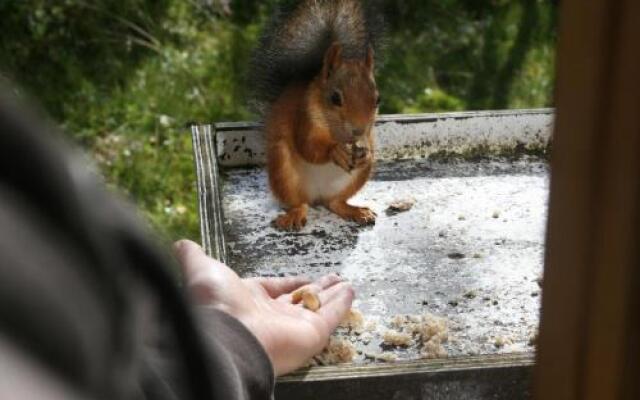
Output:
352,127,365,137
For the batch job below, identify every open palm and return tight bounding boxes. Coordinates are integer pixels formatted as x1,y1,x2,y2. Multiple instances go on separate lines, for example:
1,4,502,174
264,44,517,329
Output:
174,240,354,376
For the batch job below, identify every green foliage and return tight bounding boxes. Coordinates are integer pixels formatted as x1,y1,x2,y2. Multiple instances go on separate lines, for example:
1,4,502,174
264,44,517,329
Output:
0,0,557,243
401,88,465,114
0,0,171,118
377,0,557,113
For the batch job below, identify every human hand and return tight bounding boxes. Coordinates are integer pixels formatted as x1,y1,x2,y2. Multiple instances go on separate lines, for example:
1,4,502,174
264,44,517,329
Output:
173,240,355,376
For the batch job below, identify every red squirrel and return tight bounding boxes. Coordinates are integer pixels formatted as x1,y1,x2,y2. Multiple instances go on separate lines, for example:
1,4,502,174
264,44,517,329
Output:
249,0,384,230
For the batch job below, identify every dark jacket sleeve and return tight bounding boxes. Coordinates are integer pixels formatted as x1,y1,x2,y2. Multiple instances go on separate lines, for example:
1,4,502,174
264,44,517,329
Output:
0,92,274,399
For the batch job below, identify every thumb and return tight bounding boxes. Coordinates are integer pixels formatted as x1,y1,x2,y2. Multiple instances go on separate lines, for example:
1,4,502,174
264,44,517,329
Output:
173,239,229,280
173,240,240,306
173,239,207,277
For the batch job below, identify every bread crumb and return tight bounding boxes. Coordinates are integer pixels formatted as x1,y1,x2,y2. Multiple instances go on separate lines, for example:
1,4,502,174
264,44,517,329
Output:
383,329,413,347
420,340,448,359
359,332,372,345
389,315,407,329
339,309,364,331
417,314,448,343
364,320,377,332
386,198,416,215
494,336,513,348
389,314,421,329
303,311,449,368
312,337,356,365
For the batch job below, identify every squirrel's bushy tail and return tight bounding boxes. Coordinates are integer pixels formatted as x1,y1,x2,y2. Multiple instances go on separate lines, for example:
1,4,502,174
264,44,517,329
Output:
249,0,384,113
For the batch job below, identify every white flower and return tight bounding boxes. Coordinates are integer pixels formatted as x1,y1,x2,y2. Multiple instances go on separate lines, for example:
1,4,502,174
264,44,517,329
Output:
158,114,173,127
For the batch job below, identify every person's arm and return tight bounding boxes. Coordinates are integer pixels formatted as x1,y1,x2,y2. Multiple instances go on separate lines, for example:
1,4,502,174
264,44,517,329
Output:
0,91,355,400
0,335,86,400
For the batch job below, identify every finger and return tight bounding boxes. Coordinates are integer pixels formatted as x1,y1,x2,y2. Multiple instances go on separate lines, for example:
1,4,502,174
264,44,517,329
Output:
249,276,311,298
173,239,232,284
173,239,209,276
279,283,323,304
317,281,352,306
314,273,343,289
316,283,355,332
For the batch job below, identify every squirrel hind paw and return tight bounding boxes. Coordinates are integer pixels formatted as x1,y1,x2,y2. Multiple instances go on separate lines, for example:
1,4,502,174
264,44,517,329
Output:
273,208,308,231
351,207,377,225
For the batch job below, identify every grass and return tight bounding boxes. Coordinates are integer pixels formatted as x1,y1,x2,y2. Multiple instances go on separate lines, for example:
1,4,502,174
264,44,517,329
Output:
59,4,262,242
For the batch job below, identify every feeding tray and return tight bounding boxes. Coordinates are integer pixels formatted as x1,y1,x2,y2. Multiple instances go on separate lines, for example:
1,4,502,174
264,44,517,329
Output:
190,109,553,399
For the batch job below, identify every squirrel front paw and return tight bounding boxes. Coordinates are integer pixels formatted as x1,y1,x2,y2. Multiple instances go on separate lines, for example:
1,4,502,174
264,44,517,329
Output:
330,143,353,172
330,143,371,172
351,143,372,169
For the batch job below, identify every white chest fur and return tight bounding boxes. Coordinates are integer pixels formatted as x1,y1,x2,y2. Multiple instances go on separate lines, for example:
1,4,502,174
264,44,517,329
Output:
300,161,353,203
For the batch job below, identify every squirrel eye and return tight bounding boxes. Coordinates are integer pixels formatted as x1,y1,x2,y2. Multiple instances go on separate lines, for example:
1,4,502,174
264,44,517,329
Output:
330,91,343,106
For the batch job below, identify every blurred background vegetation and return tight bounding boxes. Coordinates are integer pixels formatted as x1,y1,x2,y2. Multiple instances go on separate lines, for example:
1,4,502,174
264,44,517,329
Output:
0,0,557,243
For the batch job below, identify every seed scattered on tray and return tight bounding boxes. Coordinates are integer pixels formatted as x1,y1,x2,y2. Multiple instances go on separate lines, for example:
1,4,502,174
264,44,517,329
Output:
365,351,397,362
415,314,449,344
307,337,356,366
364,320,377,332
391,314,449,359
359,332,372,345
421,340,448,359
339,308,364,332
493,336,513,348
386,198,416,215
383,329,413,347
303,310,449,369
463,290,477,299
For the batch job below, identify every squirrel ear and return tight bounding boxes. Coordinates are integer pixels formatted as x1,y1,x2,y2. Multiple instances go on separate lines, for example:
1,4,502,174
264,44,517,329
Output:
323,42,342,80
365,45,375,73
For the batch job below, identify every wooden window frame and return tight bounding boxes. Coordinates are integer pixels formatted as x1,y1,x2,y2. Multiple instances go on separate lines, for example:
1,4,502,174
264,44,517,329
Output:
535,1,640,399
